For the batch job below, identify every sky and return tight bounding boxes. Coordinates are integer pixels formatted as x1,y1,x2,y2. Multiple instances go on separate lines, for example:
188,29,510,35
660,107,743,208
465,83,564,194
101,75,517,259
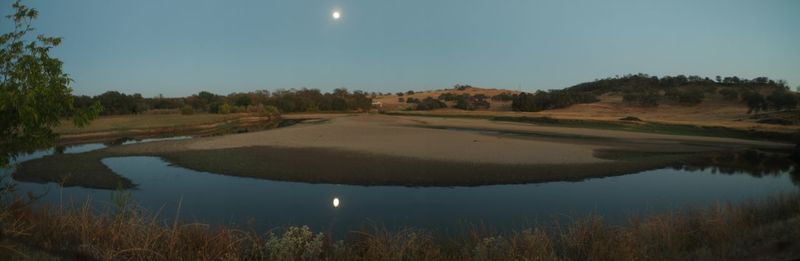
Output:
7,0,800,97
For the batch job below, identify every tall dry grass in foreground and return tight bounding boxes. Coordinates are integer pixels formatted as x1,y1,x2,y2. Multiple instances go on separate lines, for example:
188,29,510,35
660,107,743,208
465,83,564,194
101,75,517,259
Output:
1,181,799,260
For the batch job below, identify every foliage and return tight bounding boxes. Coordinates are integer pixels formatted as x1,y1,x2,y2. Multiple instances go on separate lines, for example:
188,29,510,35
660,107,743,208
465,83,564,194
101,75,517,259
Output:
79,88,373,115
623,92,660,107
451,94,490,110
743,92,767,114
718,88,739,101
414,97,447,110
512,90,599,112
0,1,100,166
491,92,514,101
219,103,231,114
180,105,194,115
766,90,798,111
1,187,799,260
454,84,471,91
664,88,704,105
264,226,325,260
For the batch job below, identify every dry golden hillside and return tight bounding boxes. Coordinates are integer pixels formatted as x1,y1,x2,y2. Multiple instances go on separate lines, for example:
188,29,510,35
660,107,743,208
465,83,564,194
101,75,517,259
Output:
376,86,800,133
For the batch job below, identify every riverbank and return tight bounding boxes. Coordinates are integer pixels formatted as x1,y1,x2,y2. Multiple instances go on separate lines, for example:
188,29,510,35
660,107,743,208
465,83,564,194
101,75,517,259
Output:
53,113,279,145
386,111,800,143
1,183,798,260
13,114,794,189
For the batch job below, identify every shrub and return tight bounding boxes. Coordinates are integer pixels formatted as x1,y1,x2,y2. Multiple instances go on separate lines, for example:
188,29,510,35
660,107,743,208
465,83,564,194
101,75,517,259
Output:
219,103,231,114
491,92,514,101
414,97,447,110
512,90,598,112
264,226,325,260
438,93,459,101
180,105,194,115
448,94,491,110
677,89,704,105
623,92,659,107
742,92,766,114
766,91,798,111
398,97,405,102
263,105,280,115
719,88,739,101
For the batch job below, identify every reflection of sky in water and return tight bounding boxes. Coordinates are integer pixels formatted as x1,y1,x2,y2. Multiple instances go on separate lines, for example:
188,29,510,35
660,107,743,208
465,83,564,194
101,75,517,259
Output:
1,137,190,174
11,154,799,237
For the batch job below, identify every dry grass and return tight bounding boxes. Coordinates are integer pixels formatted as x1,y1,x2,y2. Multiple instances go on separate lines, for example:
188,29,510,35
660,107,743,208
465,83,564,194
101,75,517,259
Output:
1,176,799,260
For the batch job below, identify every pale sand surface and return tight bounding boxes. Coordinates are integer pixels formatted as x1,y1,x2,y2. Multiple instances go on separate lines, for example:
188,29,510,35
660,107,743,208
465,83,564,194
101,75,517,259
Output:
108,114,788,165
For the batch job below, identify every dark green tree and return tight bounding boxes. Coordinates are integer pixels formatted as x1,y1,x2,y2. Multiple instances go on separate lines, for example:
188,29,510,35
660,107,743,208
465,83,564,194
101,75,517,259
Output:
0,1,100,166
743,92,767,114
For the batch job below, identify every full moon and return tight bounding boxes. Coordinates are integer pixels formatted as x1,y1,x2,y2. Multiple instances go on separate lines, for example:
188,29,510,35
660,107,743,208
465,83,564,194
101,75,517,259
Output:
332,11,341,19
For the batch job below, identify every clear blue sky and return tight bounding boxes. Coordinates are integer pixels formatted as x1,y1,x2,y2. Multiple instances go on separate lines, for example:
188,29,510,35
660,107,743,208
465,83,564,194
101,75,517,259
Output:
10,0,800,97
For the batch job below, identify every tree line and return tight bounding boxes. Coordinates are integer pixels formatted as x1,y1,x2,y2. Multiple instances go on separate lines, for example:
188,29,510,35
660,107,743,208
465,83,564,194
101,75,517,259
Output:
72,88,374,115
512,74,797,113
511,90,599,112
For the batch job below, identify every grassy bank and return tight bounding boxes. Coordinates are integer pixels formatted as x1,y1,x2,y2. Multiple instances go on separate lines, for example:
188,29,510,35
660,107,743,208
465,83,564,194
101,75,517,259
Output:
1,180,798,260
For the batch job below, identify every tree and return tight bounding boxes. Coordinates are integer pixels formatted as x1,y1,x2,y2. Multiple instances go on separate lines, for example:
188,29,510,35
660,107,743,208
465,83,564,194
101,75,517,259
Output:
0,1,100,166
743,92,766,114
766,91,798,111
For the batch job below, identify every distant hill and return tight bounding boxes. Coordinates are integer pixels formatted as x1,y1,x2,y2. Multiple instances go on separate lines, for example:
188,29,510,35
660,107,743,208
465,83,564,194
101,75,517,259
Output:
378,74,798,115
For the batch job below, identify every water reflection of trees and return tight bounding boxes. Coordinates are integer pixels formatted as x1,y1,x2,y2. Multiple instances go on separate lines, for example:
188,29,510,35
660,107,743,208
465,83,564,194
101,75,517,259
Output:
670,150,800,186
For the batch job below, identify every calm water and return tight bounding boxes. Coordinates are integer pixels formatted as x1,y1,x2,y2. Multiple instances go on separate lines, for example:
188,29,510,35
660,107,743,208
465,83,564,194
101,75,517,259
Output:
3,142,799,236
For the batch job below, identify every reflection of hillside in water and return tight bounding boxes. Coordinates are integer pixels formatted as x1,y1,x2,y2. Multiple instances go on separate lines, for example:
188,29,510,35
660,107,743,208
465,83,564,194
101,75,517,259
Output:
671,150,800,186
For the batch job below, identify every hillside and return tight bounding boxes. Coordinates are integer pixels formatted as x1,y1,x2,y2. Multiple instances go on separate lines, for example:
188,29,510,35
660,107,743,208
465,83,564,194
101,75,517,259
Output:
375,78,800,134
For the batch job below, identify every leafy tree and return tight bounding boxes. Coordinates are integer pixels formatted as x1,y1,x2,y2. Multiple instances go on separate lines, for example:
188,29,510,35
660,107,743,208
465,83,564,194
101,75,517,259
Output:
414,97,446,110
0,1,100,166
766,91,798,111
743,92,767,114
491,92,514,101
512,90,598,112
